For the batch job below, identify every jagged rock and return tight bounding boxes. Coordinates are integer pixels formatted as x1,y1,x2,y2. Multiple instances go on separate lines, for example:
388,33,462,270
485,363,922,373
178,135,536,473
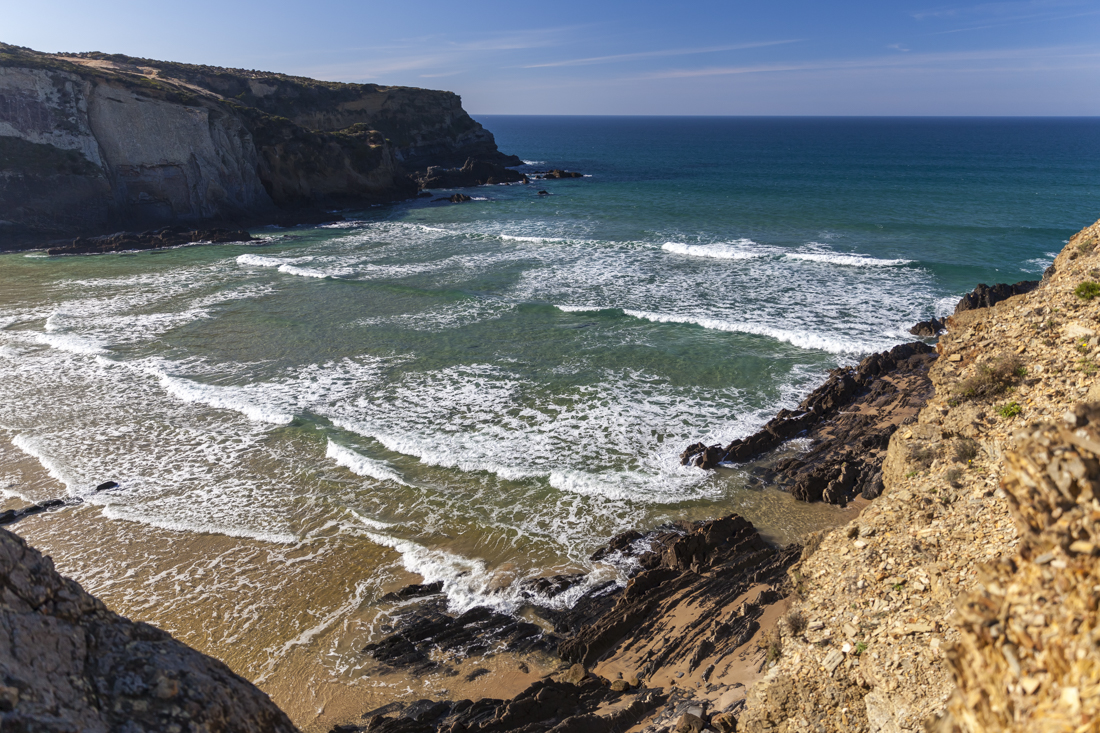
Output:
909,315,945,337
419,158,522,189
537,190,550,195
0,498,73,527
936,404,1100,732
543,169,583,179
432,193,472,203
954,280,1039,313
682,342,937,505
0,528,298,732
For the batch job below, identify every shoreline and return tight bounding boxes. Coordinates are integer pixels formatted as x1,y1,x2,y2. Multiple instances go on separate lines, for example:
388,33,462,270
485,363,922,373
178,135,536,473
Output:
3,217,1097,732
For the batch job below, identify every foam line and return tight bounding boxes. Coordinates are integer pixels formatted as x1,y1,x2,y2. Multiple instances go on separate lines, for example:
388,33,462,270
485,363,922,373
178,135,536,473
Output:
326,440,410,486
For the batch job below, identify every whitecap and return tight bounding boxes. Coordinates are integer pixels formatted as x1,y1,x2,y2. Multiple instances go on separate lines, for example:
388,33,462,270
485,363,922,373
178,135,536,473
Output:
661,241,766,260
155,372,295,425
326,440,410,486
621,309,875,354
784,252,912,267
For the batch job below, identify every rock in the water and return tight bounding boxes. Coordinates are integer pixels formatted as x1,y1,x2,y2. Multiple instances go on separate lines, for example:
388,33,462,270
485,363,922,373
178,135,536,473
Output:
432,193,472,203
908,315,945,337
46,226,253,255
544,169,583,179
537,190,550,195
419,158,522,188
95,480,120,492
0,528,299,732
682,342,937,506
954,280,1038,313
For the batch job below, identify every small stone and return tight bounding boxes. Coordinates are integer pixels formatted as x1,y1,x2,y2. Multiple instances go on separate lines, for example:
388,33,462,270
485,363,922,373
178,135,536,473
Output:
675,713,706,733
610,679,630,692
561,663,587,685
1020,677,1041,694
823,649,844,673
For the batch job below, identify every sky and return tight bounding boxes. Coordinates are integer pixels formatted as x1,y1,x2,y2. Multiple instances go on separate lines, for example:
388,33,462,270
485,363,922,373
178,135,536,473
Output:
4,0,1099,115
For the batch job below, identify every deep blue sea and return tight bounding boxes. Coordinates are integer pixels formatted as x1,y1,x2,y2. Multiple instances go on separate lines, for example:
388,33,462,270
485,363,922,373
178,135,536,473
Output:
1,116,1097,682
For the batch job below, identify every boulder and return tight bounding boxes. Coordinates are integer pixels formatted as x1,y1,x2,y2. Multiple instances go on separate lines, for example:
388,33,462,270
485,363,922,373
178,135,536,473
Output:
954,281,1039,314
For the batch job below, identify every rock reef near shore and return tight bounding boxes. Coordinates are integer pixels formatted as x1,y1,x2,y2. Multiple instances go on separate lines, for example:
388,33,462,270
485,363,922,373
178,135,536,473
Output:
0,43,520,248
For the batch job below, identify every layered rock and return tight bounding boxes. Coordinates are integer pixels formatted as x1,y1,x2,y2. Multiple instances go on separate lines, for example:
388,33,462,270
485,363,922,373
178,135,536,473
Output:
0,527,298,732
345,515,798,732
0,43,518,247
935,405,1100,732
682,342,937,505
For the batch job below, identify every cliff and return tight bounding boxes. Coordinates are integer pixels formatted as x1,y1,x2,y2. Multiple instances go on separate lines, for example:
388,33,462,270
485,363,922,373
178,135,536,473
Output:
736,217,1100,732
0,526,299,732
0,43,519,247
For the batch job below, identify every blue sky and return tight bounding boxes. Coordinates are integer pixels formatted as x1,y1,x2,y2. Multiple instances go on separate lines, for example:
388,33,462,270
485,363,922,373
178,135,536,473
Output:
6,0,1099,114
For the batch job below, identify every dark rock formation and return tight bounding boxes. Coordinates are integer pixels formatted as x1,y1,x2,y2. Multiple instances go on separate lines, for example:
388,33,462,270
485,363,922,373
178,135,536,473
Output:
361,601,550,676
0,43,519,248
909,316,945,337
46,226,253,255
338,677,665,733
681,342,937,505
542,169,583,179
0,527,299,732
0,499,71,527
419,158,523,189
537,190,550,196
347,514,796,732
432,194,472,203
954,281,1039,314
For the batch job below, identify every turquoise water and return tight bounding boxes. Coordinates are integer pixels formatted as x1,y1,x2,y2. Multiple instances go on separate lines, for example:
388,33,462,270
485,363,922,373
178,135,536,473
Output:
1,116,1098,618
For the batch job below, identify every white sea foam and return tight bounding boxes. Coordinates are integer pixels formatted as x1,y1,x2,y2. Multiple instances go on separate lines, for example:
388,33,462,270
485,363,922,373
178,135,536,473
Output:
326,441,409,486
522,160,546,165
34,331,108,354
784,252,913,267
661,240,766,260
237,254,311,268
501,234,568,243
613,309,871,353
156,372,295,425
11,433,74,491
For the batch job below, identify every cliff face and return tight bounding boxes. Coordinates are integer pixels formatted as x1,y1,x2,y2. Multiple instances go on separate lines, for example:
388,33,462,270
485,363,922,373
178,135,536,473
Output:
0,44,516,246
0,526,299,733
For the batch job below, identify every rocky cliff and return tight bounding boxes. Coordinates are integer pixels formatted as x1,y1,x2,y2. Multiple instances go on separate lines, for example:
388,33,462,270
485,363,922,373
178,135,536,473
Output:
0,526,299,732
0,43,519,247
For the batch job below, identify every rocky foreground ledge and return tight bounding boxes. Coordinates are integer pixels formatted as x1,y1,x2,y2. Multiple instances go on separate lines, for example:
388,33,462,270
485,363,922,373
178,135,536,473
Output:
0,527,297,732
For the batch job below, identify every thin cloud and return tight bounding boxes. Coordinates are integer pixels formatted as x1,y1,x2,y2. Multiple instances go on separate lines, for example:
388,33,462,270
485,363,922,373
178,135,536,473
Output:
888,43,912,52
521,40,801,69
638,45,1099,79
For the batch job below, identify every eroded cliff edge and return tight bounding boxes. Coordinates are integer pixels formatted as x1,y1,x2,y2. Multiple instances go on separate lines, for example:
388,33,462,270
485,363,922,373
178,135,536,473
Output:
0,43,520,247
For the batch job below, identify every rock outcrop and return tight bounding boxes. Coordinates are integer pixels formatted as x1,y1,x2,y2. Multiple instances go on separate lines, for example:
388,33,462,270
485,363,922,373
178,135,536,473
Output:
681,342,937,505
736,215,1100,732
954,281,1039,314
0,43,519,247
46,225,252,255
0,527,299,732
344,515,797,733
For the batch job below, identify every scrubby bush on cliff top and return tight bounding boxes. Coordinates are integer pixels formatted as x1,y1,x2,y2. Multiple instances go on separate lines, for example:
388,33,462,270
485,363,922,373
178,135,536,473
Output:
951,352,1026,404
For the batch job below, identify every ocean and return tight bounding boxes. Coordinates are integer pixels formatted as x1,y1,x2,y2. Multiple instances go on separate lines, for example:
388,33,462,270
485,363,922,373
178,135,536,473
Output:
1,116,1097,703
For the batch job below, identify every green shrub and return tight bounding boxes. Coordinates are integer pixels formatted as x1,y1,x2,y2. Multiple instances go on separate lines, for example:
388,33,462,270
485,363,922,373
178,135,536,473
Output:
909,444,938,469
952,353,1026,403
954,438,980,463
997,401,1022,419
1075,281,1100,301
785,609,807,636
